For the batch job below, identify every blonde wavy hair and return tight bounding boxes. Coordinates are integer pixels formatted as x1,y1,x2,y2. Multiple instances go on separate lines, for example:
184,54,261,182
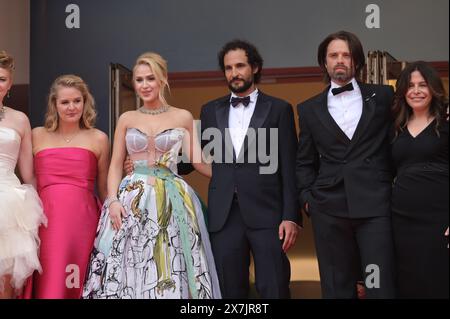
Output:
45,74,97,131
0,50,14,73
133,52,170,106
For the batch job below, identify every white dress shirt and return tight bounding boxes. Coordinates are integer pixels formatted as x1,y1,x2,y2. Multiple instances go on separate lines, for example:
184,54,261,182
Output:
328,78,363,140
228,89,258,157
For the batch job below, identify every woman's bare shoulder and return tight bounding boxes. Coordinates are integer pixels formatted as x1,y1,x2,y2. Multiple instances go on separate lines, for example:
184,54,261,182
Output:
88,128,109,144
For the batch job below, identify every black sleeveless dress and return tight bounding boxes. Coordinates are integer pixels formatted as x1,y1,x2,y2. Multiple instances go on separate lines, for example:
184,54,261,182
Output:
391,120,449,299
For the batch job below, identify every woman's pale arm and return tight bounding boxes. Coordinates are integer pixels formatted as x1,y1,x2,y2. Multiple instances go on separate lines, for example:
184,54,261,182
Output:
95,130,110,202
182,110,211,178
17,114,36,187
107,113,129,230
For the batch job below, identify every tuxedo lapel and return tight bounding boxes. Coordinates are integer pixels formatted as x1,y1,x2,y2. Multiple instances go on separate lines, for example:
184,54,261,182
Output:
344,83,377,156
236,92,272,162
215,96,229,134
215,95,236,162
312,87,351,145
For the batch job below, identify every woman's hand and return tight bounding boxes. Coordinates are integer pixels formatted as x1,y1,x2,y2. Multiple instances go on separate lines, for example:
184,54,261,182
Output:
109,201,127,231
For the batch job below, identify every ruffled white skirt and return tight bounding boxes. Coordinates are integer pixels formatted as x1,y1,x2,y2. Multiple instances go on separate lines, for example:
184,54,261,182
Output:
0,177,47,292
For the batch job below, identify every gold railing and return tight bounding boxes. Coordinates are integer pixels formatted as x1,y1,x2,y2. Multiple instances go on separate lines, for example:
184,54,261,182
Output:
366,51,407,86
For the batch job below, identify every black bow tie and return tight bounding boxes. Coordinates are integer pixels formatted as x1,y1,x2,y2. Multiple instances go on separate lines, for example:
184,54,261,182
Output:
331,82,354,96
231,96,251,107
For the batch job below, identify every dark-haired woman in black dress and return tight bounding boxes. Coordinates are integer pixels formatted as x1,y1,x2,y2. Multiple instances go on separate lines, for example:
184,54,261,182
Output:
391,61,448,299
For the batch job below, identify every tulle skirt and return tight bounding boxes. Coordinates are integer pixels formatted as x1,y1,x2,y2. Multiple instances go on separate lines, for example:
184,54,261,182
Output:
0,178,47,292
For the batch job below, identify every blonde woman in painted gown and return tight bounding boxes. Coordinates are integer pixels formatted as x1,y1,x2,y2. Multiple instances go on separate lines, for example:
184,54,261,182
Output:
82,52,221,299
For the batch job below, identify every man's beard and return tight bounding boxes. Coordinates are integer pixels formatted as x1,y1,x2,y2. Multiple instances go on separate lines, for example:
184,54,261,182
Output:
228,77,254,94
331,65,353,83
332,72,352,83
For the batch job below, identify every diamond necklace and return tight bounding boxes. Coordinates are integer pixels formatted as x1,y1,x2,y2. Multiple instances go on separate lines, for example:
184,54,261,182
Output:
138,105,169,115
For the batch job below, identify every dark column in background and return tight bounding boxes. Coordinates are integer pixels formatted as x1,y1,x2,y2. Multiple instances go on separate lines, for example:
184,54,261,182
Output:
4,85,28,115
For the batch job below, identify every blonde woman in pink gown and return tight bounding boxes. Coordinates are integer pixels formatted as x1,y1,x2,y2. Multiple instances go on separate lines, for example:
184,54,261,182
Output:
23,75,109,299
0,51,47,299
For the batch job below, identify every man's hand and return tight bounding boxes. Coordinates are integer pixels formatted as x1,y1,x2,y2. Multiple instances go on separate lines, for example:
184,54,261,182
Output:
279,221,300,253
124,155,134,176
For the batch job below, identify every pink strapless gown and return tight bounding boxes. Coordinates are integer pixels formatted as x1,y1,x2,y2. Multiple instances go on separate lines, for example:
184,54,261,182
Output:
23,147,101,299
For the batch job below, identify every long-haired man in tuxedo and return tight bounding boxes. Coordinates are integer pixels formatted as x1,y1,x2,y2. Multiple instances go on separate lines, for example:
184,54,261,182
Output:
296,31,396,298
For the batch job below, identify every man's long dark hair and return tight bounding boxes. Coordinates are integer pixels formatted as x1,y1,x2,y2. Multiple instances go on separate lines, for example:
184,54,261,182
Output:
317,30,365,83
218,39,264,84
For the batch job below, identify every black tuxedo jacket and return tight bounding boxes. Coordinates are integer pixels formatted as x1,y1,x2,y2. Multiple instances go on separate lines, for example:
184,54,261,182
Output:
296,83,394,218
200,92,299,232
